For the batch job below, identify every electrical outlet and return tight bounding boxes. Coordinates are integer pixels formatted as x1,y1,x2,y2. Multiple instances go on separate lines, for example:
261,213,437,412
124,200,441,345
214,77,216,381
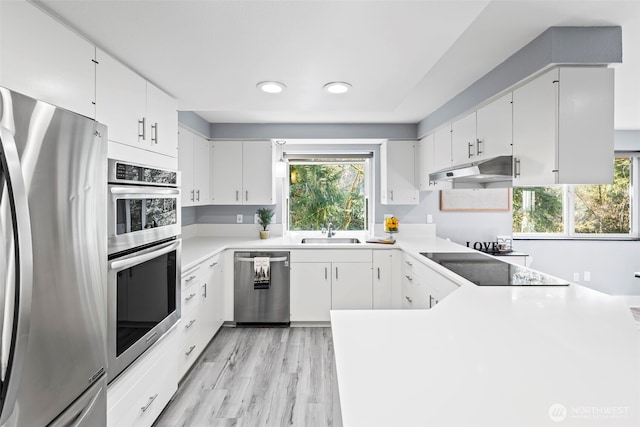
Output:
236,214,243,224
254,214,259,224
583,271,591,282
573,272,580,281
427,214,433,224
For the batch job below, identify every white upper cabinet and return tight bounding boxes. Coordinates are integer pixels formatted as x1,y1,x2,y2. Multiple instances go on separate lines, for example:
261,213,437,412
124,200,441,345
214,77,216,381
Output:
96,49,178,159
380,140,418,205
0,1,95,118
210,141,275,205
433,125,452,172
178,126,210,206
512,67,614,185
451,112,477,165
475,93,513,161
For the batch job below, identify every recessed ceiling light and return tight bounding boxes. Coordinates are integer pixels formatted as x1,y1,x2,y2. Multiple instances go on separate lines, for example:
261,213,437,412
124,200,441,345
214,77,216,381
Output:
257,81,286,94
323,82,352,94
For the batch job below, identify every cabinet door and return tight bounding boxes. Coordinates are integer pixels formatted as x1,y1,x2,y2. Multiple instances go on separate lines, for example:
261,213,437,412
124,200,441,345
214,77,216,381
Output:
380,140,418,205
512,68,558,185
556,67,614,184
331,263,373,310
210,141,243,204
242,141,275,205
373,251,393,309
178,128,195,207
146,82,178,158
433,125,452,172
451,112,477,165
0,1,96,118
476,93,513,161
199,254,223,346
96,49,147,147
290,262,331,321
417,135,434,191
193,134,210,205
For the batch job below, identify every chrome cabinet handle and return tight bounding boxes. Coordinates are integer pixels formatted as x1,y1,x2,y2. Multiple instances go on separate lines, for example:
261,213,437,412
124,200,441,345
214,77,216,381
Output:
202,283,207,298
468,141,473,158
209,261,218,268
236,190,239,201
0,125,34,426
513,158,521,178
335,267,338,280
476,138,483,155
185,319,196,329
190,190,194,201
429,295,436,308
185,345,196,356
196,189,200,201
405,296,413,303
405,275,413,281
138,117,146,140
390,190,394,201
377,267,380,280
185,275,196,283
145,331,158,343
140,394,158,412
325,267,328,280
185,293,196,301
245,190,248,201
151,122,158,144
405,260,413,267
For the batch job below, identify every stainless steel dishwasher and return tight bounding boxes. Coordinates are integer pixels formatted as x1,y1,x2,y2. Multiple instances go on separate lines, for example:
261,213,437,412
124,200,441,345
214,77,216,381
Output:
234,251,290,324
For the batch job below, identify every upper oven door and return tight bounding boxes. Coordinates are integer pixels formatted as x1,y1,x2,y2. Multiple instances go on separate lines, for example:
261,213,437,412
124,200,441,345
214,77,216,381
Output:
108,185,181,254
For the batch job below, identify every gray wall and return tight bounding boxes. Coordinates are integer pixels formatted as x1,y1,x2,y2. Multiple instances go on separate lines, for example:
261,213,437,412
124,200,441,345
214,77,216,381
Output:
178,111,211,137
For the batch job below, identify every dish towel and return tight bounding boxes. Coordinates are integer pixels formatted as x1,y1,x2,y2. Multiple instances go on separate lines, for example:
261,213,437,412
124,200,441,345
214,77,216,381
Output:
253,257,270,289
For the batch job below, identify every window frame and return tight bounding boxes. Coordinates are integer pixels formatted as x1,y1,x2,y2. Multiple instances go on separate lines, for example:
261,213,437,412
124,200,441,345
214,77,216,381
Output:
283,151,374,233
513,155,639,240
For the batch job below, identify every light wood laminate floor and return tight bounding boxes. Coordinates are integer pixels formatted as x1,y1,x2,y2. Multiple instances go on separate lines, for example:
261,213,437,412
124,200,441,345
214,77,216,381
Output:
154,327,337,427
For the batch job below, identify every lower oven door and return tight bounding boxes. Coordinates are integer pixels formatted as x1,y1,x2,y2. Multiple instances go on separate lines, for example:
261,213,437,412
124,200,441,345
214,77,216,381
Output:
108,185,181,254
107,238,181,382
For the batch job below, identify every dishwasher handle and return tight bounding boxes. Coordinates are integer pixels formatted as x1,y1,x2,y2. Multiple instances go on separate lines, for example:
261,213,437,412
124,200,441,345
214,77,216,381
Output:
236,256,288,263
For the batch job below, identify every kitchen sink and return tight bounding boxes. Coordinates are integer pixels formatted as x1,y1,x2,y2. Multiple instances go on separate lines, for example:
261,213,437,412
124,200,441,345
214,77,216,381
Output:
300,238,361,244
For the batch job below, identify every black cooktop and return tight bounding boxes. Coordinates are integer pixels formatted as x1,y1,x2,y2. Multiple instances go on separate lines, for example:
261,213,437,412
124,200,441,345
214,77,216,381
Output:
421,252,569,286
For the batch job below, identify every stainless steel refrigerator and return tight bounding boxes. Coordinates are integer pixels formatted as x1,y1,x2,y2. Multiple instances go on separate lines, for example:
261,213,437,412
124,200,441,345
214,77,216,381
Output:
0,87,107,426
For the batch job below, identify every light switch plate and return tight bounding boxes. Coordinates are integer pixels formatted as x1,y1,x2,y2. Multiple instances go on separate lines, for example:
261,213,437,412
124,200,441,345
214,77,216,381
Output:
237,214,243,223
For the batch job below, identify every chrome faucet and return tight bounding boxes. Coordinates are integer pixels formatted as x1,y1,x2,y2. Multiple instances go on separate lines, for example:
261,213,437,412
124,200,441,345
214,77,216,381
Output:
327,222,335,237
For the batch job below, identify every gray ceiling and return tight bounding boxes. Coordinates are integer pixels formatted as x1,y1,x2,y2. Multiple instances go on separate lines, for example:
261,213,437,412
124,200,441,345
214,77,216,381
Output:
37,0,640,130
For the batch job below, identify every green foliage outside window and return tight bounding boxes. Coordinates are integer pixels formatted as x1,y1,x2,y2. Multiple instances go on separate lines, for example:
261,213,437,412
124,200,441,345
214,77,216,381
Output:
574,158,630,234
512,186,564,233
289,163,365,231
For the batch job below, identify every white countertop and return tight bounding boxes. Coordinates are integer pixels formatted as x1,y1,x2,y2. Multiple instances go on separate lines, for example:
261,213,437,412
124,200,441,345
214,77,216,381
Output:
180,227,640,426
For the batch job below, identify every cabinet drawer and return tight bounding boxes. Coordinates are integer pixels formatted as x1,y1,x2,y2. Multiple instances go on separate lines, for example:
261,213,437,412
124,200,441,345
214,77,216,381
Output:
181,282,203,319
107,331,177,427
182,266,201,289
291,249,372,263
178,339,201,379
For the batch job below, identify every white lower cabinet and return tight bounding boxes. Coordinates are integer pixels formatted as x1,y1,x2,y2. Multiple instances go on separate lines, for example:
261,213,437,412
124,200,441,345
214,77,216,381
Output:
290,262,332,322
178,253,224,380
401,253,459,309
107,327,177,427
290,250,373,321
372,250,394,309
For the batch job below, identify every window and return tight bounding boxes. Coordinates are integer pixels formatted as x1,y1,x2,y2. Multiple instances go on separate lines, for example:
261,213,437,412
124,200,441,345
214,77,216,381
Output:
287,156,371,231
513,157,636,238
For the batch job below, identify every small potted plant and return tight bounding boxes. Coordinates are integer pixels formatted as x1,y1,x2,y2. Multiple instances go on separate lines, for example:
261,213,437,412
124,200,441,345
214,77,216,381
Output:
256,208,274,239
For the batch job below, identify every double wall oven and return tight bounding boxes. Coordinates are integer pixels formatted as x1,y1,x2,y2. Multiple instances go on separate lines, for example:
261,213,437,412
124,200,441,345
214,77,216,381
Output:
107,159,181,382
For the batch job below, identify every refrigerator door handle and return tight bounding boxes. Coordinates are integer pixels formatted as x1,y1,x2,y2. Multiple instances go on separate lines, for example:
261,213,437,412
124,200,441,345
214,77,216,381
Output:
0,126,34,425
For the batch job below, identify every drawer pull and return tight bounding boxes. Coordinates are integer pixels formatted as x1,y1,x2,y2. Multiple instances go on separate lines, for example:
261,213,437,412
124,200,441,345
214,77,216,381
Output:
405,275,413,281
405,261,413,267
185,345,196,356
405,296,413,303
141,394,158,412
185,275,197,283
185,293,196,302
209,262,218,267
185,319,196,329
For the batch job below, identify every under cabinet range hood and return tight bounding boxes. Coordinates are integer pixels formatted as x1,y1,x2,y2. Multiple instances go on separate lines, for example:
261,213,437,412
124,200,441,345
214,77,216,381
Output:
429,155,513,188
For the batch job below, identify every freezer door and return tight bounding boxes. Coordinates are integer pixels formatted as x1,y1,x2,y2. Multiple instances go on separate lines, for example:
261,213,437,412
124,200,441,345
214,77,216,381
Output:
0,88,107,426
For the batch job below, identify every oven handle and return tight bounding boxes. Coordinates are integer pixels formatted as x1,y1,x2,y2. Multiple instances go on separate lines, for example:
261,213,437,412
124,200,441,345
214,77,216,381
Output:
109,240,180,272
109,186,179,196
